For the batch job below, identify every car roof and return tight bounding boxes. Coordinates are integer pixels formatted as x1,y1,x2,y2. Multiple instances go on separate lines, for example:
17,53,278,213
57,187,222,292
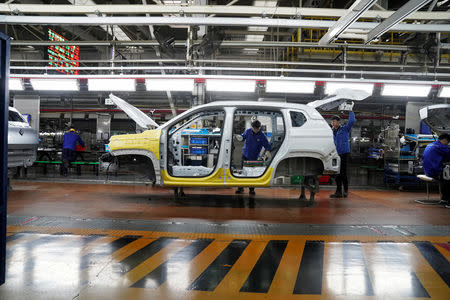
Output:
198,101,311,110
191,101,324,119
161,101,324,129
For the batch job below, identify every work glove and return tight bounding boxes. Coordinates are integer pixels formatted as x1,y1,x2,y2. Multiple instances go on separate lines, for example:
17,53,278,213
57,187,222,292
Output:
234,134,243,142
338,101,354,112
263,151,272,161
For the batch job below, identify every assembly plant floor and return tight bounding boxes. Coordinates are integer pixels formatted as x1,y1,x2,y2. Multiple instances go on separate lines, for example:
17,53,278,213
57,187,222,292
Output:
1,180,449,299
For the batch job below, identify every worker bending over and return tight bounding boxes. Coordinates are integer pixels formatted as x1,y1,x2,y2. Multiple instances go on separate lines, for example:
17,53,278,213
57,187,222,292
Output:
60,128,85,176
422,133,450,208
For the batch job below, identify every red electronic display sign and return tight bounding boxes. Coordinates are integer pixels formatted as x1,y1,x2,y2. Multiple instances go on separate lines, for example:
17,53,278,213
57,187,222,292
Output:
47,29,79,75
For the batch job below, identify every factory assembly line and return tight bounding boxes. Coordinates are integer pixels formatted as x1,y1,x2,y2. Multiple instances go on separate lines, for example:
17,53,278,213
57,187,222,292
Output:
101,90,368,202
1,1,450,299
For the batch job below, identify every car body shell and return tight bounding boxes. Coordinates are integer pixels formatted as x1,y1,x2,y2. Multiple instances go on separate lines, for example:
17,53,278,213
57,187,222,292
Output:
106,101,340,187
419,104,450,135
8,107,38,168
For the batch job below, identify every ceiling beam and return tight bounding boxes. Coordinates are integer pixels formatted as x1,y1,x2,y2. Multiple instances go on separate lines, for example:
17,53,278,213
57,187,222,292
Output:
1,15,450,33
365,0,433,44
10,39,414,50
0,4,449,20
318,0,377,45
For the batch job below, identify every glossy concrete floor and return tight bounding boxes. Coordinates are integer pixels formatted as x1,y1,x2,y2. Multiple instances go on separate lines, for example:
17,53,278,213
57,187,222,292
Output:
7,181,450,225
1,226,449,299
1,180,449,299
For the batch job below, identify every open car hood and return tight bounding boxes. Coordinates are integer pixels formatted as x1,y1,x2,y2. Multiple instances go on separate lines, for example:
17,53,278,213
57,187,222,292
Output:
307,88,370,111
419,104,450,135
108,93,160,129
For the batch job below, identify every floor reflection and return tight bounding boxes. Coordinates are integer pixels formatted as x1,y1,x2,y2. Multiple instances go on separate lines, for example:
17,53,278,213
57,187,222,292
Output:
2,231,446,299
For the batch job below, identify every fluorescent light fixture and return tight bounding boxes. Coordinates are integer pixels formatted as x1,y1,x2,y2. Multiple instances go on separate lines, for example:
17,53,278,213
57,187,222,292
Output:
146,79,194,92
206,79,255,93
9,78,24,90
438,86,450,98
382,84,431,97
30,78,79,91
325,82,374,95
266,80,315,94
88,79,135,91
162,0,182,4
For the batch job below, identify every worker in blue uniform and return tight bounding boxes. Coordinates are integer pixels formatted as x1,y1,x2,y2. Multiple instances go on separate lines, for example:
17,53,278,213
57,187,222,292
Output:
60,128,85,176
236,120,271,195
422,133,450,207
330,111,355,198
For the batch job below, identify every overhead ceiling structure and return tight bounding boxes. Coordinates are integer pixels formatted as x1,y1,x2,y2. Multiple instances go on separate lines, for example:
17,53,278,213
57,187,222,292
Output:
365,0,434,44
0,0,449,109
318,0,379,45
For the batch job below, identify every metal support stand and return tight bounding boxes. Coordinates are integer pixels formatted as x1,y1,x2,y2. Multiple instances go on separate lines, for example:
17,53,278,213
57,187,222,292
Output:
299,176,319,206
174,187,186,199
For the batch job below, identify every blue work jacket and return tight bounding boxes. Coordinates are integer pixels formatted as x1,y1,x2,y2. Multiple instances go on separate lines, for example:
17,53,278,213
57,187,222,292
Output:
422,140,450,178
62,132,85,151
332,111,355,155
242,128,271,160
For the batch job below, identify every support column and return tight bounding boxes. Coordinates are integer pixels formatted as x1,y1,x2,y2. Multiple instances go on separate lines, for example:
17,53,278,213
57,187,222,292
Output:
0,30,10,286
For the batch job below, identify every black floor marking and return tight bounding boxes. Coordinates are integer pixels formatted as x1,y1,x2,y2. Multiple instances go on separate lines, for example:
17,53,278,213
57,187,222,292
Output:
80,235,141,269
413,241,450,287
376,243,430,298
240,240,288,293
188,239,251,291
131,239,214,289
118,237,177,273
293,240,324,295
342,242,374,296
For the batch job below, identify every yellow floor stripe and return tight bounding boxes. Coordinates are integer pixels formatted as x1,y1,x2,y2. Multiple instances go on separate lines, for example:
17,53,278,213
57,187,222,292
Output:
7,225,450,244
408,243,450,299
125,239,191,287
434,242,450,261
269,240,305,296
112,238,155,262
158,240,230,292
91,238,156,287
214,240,267,294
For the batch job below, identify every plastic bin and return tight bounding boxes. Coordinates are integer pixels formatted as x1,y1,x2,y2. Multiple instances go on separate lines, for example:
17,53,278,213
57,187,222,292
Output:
190,147,207,155
290,175,304,184
190,137,208,145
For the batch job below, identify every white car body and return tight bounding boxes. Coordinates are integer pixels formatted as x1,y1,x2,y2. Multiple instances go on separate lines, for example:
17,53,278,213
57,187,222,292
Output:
8,107,38,168
103,89,369,188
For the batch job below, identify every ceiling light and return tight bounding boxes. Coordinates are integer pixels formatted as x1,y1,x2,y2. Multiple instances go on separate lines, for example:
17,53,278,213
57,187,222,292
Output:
30,79,78,91
88,79,136,91
325,82,374,95
382,84,431,97
206,79,255,93
266,80,315,94
146,79,194,92
438,86,450,98
9,78,24,91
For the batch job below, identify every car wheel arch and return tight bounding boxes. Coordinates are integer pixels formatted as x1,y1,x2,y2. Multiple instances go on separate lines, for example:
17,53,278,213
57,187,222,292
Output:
273,155,325,177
